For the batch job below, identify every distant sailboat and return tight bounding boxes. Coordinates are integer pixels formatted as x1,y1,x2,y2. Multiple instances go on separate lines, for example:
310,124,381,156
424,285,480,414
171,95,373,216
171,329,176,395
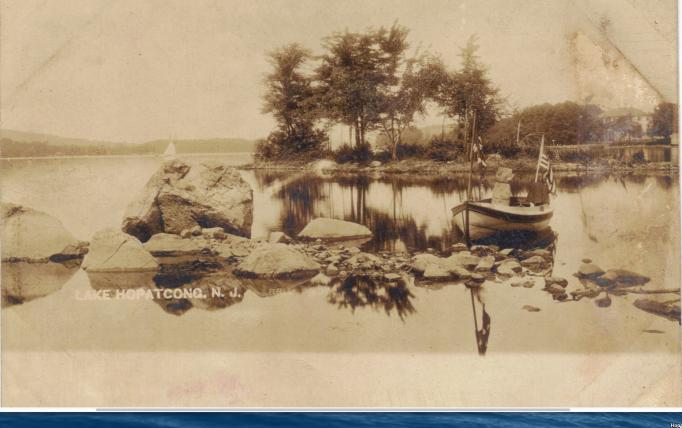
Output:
162,139,177,160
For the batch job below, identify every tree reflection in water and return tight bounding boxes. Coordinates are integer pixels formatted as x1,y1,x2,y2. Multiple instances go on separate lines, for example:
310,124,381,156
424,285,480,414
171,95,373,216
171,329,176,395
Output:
327,274,416,320
255,170,575,254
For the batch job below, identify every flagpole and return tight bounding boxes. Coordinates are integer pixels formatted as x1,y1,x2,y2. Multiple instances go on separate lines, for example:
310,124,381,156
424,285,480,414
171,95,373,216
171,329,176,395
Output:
534,134,544,183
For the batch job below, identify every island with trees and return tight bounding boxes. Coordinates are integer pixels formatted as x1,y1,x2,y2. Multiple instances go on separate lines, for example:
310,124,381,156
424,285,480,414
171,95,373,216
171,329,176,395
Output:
254,24,678,174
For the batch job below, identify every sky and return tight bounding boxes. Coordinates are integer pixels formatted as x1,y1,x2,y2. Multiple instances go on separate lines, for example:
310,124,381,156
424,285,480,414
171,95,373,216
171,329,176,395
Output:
0,0,677,143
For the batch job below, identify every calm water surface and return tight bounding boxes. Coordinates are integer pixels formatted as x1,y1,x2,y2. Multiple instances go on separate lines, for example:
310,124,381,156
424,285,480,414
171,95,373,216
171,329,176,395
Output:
1,154,679,355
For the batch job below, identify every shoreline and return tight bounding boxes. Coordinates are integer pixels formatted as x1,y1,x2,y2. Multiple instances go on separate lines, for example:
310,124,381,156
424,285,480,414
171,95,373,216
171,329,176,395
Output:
241,157,679,175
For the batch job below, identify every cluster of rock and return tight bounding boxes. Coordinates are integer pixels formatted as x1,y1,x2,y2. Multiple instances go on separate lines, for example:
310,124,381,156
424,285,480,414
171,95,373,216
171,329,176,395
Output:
407,243,554,287
3,158,678,324
121,159,253,242
295,244,408,285
571,259,679,321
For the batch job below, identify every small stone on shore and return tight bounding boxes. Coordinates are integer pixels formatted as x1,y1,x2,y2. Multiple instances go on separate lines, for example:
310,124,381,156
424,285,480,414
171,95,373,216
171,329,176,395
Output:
475,256,495,272
496,259,522,276
576,262,605,278
545,276,568,287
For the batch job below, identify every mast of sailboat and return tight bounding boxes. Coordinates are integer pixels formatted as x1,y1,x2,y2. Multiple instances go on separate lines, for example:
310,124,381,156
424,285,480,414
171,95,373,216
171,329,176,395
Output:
534,134,545,183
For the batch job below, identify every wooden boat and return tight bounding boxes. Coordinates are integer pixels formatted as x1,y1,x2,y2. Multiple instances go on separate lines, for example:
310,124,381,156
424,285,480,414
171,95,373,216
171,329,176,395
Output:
453,127,554,241
452,197,553,240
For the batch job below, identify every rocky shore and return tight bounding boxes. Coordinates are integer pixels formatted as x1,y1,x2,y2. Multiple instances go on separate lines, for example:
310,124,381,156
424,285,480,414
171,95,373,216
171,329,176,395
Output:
2,158,679,322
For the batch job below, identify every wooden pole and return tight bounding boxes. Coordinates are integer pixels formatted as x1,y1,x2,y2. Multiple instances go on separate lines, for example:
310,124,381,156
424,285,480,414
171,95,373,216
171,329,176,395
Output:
465,112,476,247
516,119,521,145
534,134,545,183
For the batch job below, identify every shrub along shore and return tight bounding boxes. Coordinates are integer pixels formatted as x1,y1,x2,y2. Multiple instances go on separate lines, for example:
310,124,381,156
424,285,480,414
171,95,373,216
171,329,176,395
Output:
242,154,678,176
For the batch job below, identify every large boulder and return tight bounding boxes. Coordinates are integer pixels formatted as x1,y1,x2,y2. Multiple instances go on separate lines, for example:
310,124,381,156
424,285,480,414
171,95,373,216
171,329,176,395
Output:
235,243,320,279
121,159,253,242
82,228,158,272
1,203,82,262
298,218,372,241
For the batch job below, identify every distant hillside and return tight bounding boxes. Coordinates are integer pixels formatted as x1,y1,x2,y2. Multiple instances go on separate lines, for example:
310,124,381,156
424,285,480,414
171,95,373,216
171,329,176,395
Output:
0,129,257,158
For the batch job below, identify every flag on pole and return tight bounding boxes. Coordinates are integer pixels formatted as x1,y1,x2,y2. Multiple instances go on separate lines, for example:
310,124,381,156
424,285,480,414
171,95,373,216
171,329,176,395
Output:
471,136,487,169
536,142,556,194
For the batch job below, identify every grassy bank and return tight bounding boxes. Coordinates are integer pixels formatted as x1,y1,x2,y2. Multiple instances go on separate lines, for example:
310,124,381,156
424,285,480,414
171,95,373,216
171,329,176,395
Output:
241,156,678,175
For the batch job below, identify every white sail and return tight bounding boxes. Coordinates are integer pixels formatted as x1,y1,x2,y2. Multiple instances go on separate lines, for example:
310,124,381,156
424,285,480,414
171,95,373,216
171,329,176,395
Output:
163,141,177,159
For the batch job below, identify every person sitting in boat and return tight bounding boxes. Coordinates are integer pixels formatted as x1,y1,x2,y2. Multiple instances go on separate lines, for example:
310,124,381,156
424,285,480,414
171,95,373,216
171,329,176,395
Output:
491,167,514,206
526,181,550,206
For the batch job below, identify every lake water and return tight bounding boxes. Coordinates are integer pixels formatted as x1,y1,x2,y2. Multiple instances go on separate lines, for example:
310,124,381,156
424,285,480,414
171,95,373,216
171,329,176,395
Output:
1,154,680,406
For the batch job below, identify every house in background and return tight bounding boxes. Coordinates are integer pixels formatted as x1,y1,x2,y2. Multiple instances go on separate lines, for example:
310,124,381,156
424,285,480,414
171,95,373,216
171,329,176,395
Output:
601,107,652,142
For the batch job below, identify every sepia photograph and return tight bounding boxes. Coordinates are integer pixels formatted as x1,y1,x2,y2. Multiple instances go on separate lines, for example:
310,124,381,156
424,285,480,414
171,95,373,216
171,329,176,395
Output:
0,0,679,407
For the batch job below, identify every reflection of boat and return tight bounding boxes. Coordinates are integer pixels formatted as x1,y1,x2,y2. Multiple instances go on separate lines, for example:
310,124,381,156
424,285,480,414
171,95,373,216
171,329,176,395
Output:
452,198,553,240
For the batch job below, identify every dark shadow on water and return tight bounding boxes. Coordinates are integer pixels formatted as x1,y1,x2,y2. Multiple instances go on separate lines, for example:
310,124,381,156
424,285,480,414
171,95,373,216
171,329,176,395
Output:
473,228,558,252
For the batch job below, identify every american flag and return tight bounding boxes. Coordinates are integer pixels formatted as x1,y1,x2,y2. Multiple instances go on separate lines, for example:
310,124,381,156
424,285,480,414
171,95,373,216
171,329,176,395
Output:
537,144,556,194
471,136,487,169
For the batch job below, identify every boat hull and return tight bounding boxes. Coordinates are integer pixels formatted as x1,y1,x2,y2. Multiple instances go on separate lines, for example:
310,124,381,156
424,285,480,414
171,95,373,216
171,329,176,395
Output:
452,201,553,239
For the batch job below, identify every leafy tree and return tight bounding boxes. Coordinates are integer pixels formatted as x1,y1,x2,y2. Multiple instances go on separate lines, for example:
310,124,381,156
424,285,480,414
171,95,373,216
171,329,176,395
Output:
316,24,409,148
649,102,678,139
436,35,502,137
261,43,325,158
377,54,444,160
483,102,605,155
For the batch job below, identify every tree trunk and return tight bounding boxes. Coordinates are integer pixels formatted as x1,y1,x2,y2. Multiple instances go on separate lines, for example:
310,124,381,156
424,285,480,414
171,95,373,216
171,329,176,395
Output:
360,120,366,146
354,118,362,148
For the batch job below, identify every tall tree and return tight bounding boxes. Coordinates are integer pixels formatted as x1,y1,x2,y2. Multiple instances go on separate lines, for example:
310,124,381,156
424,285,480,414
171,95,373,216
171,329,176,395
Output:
649,102,678,139
316,24,409,148
377,54,445,160
437,35,502,137
262,43,324,156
